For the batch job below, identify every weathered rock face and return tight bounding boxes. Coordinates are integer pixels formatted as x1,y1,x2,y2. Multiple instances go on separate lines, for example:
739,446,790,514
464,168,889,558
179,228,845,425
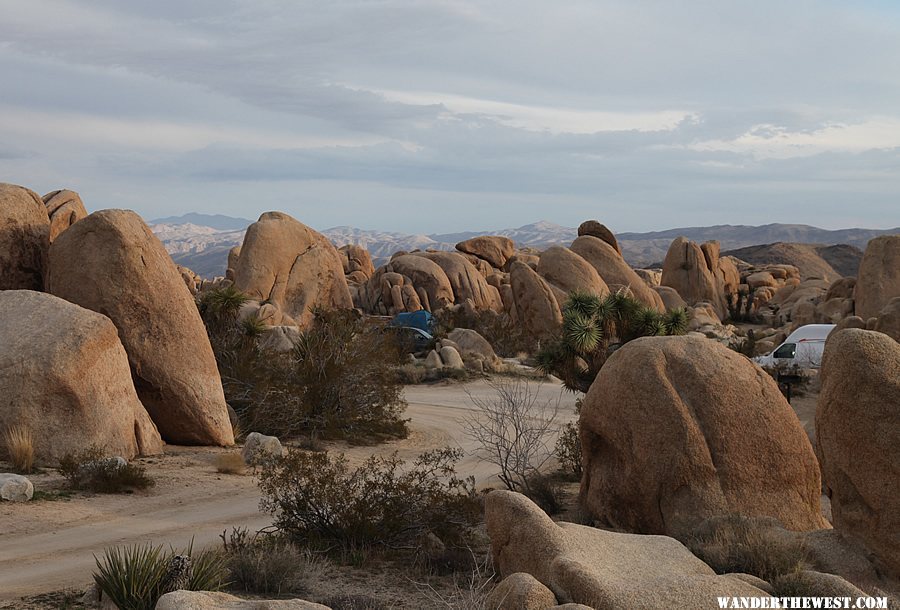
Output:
580,335,828,541
456,235,515,269
338,244,375,282
660,237,724,316
485,491,768,608
817,329,900,575
42,189,87,242
486,572,558,610
570,235,665,312
874,297,900,341
0,183,49,291
854,235,900,320
577,220,621,255
47,210,233,446
233,212,353,328
384,254,454,311
654,285,687,310
242,432,285,465
0,473,33,502
0,291,162,463
416,251,503,311
156,591,330,610
509,261,562,338
537,246,609,297
447,328,501,371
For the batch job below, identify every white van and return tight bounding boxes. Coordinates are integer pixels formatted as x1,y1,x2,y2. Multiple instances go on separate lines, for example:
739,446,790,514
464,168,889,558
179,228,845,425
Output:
754,324,836,370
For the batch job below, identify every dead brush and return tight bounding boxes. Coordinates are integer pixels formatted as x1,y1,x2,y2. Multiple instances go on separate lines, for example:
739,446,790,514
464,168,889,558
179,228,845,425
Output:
214,452,247,475
3,425,35,473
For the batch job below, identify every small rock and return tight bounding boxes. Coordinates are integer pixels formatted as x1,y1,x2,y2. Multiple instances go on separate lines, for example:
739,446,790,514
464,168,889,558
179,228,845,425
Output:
486,572,558,609
439,345,465,369
241,432,284,465
0,473,34,502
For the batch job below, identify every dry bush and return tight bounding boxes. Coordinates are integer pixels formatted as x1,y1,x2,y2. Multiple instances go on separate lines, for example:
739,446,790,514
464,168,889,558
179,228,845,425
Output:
395,362,427,385
220,527,327,596
413,550,495,610
320,595,390,610
258,447,481,553
3,425,34,473
59,446,154,493
464,378,561,501
689,516,808,584
214,453,246,475
434,308,538,358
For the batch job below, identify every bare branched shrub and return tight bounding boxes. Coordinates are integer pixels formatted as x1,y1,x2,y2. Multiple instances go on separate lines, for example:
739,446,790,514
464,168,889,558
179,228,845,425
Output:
413,550,495,610
258,447,481,553
464,378,561,497
220,527,327,596
59,446,154,493
3,425,34,473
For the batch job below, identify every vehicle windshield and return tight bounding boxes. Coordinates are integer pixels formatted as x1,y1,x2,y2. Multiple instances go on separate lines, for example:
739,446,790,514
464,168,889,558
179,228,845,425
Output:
774,342,796,359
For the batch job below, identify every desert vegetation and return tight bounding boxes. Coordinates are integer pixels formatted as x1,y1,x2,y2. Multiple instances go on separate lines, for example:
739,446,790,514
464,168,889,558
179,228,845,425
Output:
58,447,154,494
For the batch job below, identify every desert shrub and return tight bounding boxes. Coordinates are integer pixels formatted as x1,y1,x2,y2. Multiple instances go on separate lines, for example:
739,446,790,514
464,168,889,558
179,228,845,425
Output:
434,308,537,358
414,551,494,610
3,425,34,473
726,288,763,324
59,447,154,493
395,362,428,385
93,541,227,610
555,398,583,480
537,290,689,393
258,447,481,553
321,595,390,610
689,516,808,584
220,527,326,595
523,473,564,516
213,308,409,443
214,453,246,475
464,378,561,498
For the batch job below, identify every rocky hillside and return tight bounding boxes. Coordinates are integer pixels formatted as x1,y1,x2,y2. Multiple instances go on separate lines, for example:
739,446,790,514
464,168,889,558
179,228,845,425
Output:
722,242,864,282
151,214,899,278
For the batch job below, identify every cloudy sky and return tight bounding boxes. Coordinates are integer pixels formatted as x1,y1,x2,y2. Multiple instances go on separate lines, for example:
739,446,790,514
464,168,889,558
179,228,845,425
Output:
2,0,900,233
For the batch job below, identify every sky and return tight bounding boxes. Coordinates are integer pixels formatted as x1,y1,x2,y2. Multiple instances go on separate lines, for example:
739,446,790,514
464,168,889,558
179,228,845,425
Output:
2,0,900,234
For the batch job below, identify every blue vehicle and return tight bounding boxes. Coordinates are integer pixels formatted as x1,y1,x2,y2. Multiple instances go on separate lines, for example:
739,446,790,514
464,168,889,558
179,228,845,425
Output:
386,310,435,353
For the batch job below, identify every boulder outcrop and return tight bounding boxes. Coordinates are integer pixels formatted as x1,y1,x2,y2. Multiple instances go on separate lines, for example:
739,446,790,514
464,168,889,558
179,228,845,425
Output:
580,334,828,540
0,290,162,463
509,261,562,338
817,329,900,575
537,246,609,297
570,235,664,311
48,210,233,446
854,235,900,320
42,189,87,242
0,183,49,290
455,235,515,269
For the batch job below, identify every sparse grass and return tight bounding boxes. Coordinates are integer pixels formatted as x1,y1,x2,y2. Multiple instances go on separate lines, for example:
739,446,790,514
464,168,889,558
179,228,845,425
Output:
689,516,808,584
413,550,495,610
395,362,427,385
31,489,76,502
214,453,246,475
320,595,389,610
59,447,154,494
220,527,328,596
3,425,35,474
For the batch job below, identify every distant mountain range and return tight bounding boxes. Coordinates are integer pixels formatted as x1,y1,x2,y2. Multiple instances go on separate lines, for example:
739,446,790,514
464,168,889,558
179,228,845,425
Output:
149,213,899,278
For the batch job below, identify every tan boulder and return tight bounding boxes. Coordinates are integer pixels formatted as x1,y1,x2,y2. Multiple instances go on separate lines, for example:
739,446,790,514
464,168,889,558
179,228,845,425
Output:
873,297,900,341
42,189,87,243
654,285,686,310
817,329,900,574
577,220,621,255
509,261,562,338
0,183,49,290
385,254,454,311
416,251,502,311
633,268,661,287
447,328,501,371
747,271,777,289
47,210,233,446
834,315,867,333
485,491,768,608
455,235,515,269
570,235,664,311
0,290,162,464
826,277,856,301
660,237,724,316
537,246,609,297
486,572,558,609
232,212,352,328
580,335,828,541
854,235,900,320
504,252,540,271
338,244,375,280
156,591,330,610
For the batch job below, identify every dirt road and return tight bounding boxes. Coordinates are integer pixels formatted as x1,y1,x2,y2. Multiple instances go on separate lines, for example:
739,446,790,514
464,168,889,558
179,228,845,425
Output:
0,378,576,601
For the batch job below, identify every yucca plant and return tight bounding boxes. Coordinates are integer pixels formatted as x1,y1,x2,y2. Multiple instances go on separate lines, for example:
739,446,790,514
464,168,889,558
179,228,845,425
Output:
93,543,169,610
537,290,689,393
198,285,249,330
3,425,34,473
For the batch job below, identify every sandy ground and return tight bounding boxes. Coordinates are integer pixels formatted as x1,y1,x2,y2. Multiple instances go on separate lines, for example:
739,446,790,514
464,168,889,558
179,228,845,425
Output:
0,378,576,602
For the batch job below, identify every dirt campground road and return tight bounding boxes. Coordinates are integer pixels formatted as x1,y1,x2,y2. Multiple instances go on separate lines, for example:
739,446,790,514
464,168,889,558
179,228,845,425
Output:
0,378,576,601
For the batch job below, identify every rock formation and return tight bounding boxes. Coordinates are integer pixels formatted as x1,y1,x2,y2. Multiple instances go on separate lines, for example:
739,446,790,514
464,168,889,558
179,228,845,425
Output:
42,189,87,242
0,290,162,463
580,334,828,540
509,261,563,338
817,329,900,575
0,183,49,291
854,235,900,320
570,235,665,311
537,246,609,297
232,212,353,328
47,210,233,446
455,235,515,269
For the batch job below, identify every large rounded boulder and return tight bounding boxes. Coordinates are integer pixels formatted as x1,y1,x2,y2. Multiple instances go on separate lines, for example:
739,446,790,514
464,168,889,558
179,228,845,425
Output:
817,329,900,574
385,254,454,311
416,251,502,311
42,189,87,242
0,290,162,463
660,237,724,316
570,235,665,311
580,334,828,540
232,212,353,328
0,183,49,291
854,235,900,320
537,246,609,297
509,261,562,338
456,235,515,269
47,210,233,446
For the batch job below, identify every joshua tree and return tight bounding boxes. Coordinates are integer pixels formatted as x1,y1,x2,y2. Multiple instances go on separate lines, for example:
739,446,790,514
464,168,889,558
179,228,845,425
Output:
537,290,689,393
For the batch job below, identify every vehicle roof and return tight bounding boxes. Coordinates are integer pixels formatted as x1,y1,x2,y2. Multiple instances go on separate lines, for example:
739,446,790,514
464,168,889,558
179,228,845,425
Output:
784,324,836,342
